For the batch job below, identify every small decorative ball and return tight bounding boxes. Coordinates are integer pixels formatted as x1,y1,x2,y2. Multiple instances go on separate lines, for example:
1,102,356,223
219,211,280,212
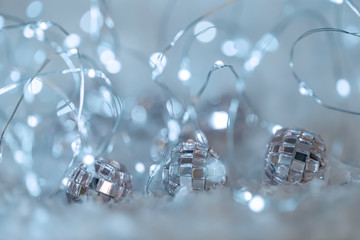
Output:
66,159,132,202
265,128,327,184
162,140,227,195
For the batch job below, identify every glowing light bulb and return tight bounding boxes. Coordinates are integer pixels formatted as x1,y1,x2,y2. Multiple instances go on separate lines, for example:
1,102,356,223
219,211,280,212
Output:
34,49,46,64
167,120,181,142
248,195,265,212
35,28,44,41
149,52,167,69
71,139,81,154
233,189,253,203
166,99,183,118
131,105,147,126
26,1,43,18
194,21,217,43
149,52,167,78
214,60,224,68
83,154,95,165
27,115,39,127
62,178,69,186
243,191,253,201
222,40,238,56
135,162,145,173
244,50,262,72
178,69,191,81
25,172,41,197
298,82,313,96
105,17,114,28
80,9,104,34
209,111,228,130
271,124,282,134
64,33,81,48
330,0,343,4
99,49,115,64
23,26,35,38
14,151,25,164
260,33,279,52
27,77,43,95
38,21,48,30
10,70,21,82
105,60,121,74
88,69,96,78
206,160,226,183
336,78,350,97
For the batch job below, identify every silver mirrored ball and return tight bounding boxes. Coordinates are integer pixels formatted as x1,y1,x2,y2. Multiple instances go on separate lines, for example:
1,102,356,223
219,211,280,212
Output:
265,128,327,184
66,159,132,202
162,141,227,195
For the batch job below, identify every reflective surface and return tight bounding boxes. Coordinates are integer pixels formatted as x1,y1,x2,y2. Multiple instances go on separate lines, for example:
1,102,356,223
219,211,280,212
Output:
162,140,226,195
67,159,132,202
264,128,327,184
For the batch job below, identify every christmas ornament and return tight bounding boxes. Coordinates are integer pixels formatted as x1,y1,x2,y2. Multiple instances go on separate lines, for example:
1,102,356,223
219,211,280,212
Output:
66,158,132,202
264,127,327,184
162,140,226,195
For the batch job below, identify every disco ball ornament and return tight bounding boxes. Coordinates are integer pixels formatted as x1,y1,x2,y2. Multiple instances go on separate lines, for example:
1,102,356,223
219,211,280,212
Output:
265,128,327,184
162,140,227,195
66,158,132,202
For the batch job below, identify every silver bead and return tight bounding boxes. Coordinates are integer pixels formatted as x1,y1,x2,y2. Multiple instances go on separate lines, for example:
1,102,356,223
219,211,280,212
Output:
264,128,327,184
66,159,132,202
162,140,227,195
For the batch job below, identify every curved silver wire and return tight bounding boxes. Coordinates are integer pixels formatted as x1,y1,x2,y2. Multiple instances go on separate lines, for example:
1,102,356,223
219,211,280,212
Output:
150,0,240,119
0,57,51,163
345,0,360,17
290,27,360,116
0,15,122,197
194,63,255,161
